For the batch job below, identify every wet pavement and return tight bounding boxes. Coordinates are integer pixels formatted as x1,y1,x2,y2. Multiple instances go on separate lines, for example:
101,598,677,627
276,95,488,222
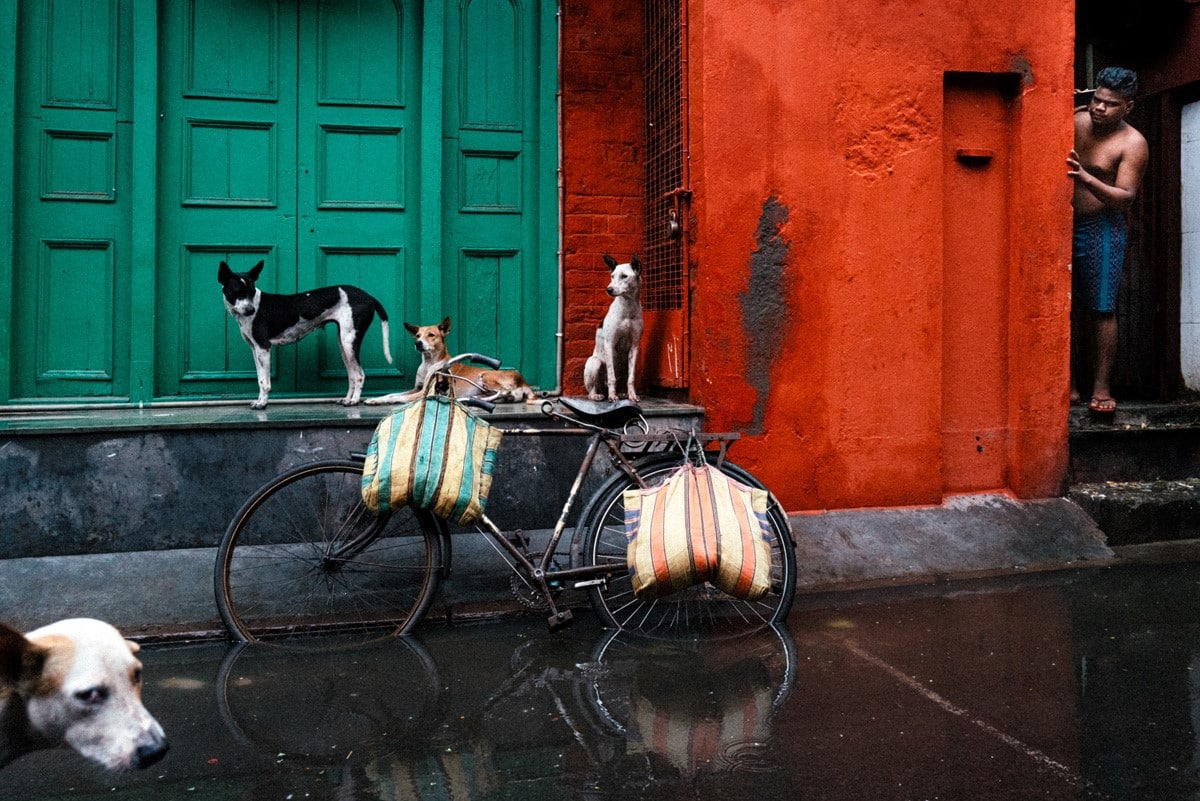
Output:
7,556,1200,801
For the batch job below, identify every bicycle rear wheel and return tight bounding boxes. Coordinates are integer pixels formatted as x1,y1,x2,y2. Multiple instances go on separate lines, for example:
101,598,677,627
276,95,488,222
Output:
573,456,796,635
215,459,444,644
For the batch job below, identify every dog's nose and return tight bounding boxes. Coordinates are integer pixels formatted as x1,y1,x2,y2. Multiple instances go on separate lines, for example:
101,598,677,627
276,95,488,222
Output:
133,737,169,769
606,287,617,296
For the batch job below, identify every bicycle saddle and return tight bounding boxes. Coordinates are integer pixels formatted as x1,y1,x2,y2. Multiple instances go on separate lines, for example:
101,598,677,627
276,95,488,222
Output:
558,397,644,427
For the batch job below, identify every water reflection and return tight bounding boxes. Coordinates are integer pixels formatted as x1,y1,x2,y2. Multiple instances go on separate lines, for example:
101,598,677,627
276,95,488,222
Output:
585,628,794,777
15,563,1200,799
213,624,795,800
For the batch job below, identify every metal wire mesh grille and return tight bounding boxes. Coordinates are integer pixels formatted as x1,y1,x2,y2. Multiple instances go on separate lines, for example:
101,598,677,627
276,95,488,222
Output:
643,0,685,312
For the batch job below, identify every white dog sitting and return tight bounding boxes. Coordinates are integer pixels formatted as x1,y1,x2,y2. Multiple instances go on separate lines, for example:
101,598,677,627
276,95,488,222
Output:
584,254,643,402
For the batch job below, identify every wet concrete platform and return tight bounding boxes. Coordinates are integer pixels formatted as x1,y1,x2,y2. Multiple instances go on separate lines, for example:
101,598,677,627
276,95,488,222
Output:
6,545,1200,800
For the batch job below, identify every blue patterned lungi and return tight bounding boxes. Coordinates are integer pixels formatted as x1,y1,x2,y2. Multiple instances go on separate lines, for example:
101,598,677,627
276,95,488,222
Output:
1072,211,1128,314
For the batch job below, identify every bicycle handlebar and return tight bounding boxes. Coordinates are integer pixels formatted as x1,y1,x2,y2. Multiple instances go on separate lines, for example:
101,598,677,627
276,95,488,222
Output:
462,397,497,413
442,352,502,370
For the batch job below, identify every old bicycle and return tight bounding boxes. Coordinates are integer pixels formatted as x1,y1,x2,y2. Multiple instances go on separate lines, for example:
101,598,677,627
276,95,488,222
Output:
214,353,797,643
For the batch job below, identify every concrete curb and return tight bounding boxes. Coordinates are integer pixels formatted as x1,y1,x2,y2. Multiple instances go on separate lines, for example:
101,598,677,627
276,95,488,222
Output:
791,494,1113,588
0,495,1113,639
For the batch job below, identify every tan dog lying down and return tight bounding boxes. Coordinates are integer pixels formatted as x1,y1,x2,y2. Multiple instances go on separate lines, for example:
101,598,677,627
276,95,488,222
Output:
366,317,537,405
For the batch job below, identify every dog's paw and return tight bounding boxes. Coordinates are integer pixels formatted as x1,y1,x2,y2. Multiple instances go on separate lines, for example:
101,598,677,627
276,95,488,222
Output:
588,391,605,401
250,401,267,410
626,391,639,403
338,398,361,407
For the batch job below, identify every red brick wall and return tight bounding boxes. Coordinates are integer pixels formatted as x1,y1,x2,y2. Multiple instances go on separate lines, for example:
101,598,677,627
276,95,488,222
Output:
560,1,646,393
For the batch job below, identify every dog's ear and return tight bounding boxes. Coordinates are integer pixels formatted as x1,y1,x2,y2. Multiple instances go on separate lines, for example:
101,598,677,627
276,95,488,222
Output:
249,260,265,281
439,317,451,334
603,254,617,270
218,261,232,283
404,322,419,335
630,254,641,273
0,623,41,689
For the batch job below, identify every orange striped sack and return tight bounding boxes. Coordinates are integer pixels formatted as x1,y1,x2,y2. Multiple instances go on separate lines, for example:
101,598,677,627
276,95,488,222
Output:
623,464,774,601
360,394,503,525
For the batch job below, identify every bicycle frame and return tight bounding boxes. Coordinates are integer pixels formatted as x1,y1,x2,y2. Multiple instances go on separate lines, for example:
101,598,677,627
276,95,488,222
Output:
465,404,743,629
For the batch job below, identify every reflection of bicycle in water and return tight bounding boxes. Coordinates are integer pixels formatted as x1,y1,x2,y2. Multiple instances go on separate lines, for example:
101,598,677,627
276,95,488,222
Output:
215,623,796,799
586,624,797,780
216,636,443,759
215,353,798,645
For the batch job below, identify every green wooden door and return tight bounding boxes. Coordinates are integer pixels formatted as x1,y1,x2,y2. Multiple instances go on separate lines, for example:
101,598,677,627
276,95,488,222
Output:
10,0,132,401
155,0,422,401
440,0,559,385
6,0,557,406
152,0,557,404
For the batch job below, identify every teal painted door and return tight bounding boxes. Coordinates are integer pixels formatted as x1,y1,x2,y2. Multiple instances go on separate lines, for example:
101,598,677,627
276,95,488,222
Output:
10,0,132,401
154,0,557,403
440,0,558,382
155,0,423,401
5,0,557,405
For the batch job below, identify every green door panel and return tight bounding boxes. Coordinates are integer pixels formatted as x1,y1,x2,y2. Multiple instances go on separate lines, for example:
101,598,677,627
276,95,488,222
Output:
155,0,299,400
11,0,131,400
297,0,422,397
442,0,558,387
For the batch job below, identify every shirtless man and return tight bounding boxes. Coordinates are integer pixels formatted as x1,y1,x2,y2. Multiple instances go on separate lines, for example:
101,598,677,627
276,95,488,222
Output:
1067,66,1149,414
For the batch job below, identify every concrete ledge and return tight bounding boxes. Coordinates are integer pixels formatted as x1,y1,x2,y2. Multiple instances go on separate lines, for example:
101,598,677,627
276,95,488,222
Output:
1068,400,1200,484
791,494,1114,589
1,496,1116,639
0,531,574,639
0,399,704,559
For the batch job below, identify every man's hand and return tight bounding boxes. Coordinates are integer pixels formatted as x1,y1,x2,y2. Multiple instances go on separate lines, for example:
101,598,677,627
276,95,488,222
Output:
1066,149,1087,182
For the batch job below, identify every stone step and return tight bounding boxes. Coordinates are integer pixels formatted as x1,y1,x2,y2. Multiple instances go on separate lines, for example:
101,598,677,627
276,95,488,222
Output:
1068,401,1200,484
1068,479,1200,547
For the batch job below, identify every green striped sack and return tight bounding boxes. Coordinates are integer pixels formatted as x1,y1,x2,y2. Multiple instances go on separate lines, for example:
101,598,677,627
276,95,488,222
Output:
360,395,503,525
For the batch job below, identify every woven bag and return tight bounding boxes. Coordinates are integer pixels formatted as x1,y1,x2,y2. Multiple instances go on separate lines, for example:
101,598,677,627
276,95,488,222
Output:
361,391,503,525
624,463,774,601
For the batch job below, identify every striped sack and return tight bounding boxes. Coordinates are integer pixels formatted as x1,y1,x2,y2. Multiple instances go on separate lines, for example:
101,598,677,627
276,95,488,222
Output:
360,394,503,525
624,464,773,601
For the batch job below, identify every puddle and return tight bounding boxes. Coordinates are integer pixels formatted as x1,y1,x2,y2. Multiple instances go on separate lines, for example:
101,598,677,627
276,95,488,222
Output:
7,561,1200,799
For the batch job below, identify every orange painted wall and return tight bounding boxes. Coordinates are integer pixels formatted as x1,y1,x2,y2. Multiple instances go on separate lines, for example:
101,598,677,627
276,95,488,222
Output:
561,1,1076,512
685,0,1076,509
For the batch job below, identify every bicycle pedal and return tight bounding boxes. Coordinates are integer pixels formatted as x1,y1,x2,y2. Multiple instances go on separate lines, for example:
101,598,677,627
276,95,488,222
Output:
547,609,574,630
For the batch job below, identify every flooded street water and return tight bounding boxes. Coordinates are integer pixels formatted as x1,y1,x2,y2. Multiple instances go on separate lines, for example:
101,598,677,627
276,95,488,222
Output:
7,557,1200,800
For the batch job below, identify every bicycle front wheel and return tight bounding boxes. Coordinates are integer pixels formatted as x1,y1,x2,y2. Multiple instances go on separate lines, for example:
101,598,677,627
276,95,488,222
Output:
215,459,444,644
574,456,797,635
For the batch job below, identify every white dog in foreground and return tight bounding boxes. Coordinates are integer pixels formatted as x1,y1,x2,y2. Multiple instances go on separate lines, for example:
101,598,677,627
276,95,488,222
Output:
0,618,168,771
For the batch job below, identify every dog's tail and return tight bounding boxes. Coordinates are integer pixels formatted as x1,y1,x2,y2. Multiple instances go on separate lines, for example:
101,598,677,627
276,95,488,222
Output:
373,298,393,364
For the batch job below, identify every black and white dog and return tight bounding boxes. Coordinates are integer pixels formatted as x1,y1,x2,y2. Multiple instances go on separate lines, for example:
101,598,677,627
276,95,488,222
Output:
218,260,392,409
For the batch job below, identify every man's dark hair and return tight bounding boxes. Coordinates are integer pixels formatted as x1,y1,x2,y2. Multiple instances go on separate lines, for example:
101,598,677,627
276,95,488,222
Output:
1096,67,1138,100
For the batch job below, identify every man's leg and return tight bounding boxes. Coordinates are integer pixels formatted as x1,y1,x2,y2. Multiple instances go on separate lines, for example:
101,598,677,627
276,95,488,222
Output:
1091,312,1118,409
